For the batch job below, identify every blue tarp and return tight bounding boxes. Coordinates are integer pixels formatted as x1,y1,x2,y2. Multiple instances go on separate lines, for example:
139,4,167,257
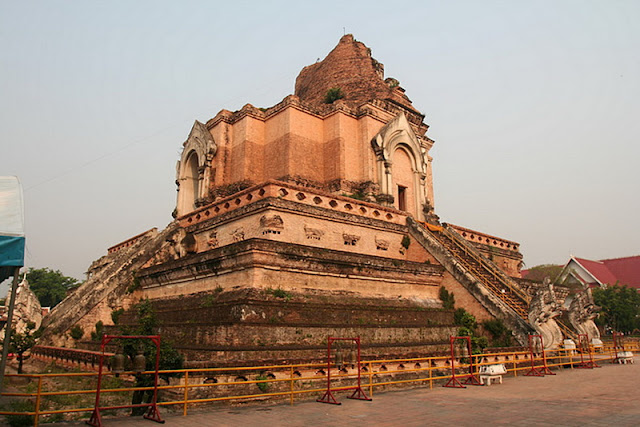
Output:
0,235,25,266
0,176,24,281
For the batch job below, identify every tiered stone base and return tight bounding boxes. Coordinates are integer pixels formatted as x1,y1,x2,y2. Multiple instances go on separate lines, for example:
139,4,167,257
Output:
105,288,455,367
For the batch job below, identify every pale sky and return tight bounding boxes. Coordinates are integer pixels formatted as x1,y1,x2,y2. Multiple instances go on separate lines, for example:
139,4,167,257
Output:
1,0,639,288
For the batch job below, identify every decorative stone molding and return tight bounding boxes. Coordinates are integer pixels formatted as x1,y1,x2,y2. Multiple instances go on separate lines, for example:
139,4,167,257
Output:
343,233,360,246
304,225,324,241
176,120,218,216
370,113,431,220
375,237,390,251
232,228,245,242
178,180,408,229
448,224,520,252
207,231,218,248
180,233,198,254
260,214,284,235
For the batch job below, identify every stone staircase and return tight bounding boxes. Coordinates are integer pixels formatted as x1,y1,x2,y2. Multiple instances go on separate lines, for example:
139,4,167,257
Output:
430,223,530,319
39,222,179,345
408,218,534,344
419,222,579,343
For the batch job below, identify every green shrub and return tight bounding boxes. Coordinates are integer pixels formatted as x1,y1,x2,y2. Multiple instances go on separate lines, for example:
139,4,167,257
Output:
256,374,270,393
386,77,400,88
4,400,34,427
482,319,513,347
69,325,83,340
454,308,476,330
343,191,367,201
439,286,455,310
126,276,141,294
472,335,489,353
324,87,344,104
90,321,104,341
452,309,487,353
200,294,217,308
111,308,125,325
266,287,292,301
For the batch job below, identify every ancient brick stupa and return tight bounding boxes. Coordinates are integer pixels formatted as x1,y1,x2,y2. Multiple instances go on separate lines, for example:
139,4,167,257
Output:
40,36,598,366
175,34,436,224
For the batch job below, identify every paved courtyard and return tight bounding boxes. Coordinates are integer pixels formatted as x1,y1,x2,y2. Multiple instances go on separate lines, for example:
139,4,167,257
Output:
54,358,638,426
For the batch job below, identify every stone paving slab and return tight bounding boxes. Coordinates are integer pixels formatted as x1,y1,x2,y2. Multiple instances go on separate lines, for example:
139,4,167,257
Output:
51,357,639,426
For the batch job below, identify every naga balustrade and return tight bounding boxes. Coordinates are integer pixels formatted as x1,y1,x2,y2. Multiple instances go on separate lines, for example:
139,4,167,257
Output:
31,346,112,370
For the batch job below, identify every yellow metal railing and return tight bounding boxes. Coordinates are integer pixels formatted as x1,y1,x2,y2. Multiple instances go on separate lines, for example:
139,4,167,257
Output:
415,220,531,315
555,319,579,341
440,226,531,305
1,342,638,426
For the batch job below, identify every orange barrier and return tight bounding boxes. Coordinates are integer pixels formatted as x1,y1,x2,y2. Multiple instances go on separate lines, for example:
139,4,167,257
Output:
1,341,637,426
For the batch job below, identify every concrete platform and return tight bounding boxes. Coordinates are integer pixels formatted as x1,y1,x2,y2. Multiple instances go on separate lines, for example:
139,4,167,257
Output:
54,357,639,426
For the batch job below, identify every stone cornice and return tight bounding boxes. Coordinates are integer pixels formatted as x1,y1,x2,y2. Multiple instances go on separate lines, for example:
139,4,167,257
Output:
178,179,409,229
204,93,429,136
184,196,409,235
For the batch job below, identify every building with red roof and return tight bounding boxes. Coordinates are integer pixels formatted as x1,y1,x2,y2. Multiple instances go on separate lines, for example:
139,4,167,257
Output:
556,255,640,291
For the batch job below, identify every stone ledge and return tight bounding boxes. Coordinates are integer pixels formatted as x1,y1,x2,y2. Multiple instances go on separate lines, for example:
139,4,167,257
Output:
138,238,443,289
179,180,408,230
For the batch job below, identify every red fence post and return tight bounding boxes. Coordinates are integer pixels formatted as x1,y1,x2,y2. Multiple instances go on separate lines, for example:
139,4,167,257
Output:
317,336,371,405
443,336,481,388
86,335,164,427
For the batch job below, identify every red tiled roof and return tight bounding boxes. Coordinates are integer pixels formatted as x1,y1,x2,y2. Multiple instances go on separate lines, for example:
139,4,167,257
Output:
601,255,640,288
574,256,640,289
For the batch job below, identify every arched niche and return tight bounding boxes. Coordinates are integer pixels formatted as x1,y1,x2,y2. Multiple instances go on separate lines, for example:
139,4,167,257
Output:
392,146,417,213
177,151,200,214
175,121,217,217
371,113,431,220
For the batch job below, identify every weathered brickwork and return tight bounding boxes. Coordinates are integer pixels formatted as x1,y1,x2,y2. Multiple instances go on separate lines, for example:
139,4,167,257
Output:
295,35,415,111
39,35,541,366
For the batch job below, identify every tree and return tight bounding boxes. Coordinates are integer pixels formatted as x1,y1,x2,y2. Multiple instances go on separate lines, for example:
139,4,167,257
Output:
25,267,79,308
118,299,183,416
9,321,38,374
439,286,455,310
523,264,563,282
593,284,640,334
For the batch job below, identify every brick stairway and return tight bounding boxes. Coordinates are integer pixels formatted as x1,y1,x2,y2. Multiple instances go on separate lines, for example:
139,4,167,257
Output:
424,221,579,342
408,218,535,344
427,223,530,319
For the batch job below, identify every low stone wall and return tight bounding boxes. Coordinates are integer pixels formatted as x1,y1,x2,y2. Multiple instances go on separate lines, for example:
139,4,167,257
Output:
112,288,456,366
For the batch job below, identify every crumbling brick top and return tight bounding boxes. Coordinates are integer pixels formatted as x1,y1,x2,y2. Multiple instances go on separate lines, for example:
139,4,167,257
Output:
295,34,419,113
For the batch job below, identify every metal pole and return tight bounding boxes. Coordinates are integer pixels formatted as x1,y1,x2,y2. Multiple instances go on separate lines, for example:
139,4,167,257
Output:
289,366,294,406
183,371,189,415
368,361,373,397
326,338,331,394
34,375,43,427
0,267,21,392
87,335,108,427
